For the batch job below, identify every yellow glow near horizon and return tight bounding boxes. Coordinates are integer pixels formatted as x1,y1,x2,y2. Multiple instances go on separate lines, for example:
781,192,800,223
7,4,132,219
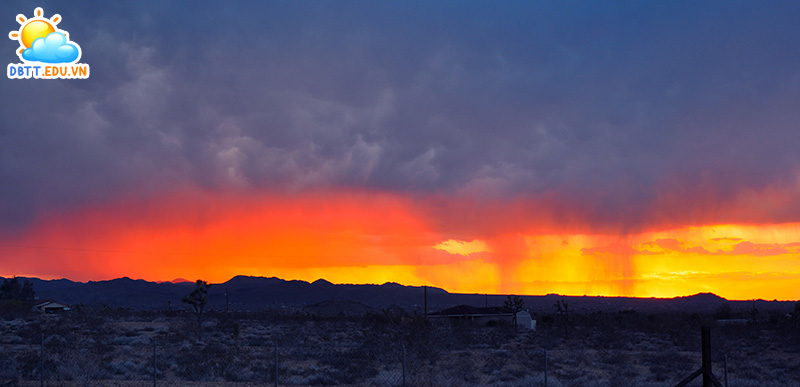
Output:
2,190,800,301
482,223,800,299
433,239,491,256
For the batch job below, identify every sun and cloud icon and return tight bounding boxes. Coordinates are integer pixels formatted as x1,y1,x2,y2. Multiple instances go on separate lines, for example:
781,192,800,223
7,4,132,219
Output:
8,7,81,63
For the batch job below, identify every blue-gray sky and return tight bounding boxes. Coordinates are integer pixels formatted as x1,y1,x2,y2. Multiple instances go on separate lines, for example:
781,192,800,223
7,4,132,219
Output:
6,2,800,299
3,1,800,232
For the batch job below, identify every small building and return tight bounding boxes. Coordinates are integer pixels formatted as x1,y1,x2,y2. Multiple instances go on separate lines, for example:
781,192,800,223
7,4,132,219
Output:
516,311,536,330
428,305,536,331
32,300,70,313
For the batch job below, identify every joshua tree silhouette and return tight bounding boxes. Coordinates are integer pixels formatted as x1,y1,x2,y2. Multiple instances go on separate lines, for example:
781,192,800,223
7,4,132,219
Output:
182,280,211,329
554,299,569,338
504,295,524,329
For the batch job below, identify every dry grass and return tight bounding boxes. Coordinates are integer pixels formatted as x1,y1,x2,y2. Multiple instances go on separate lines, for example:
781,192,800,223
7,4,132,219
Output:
2,308,800,386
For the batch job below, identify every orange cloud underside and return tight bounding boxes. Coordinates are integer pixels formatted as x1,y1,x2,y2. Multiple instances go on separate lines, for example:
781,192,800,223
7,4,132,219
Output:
2,191,800,300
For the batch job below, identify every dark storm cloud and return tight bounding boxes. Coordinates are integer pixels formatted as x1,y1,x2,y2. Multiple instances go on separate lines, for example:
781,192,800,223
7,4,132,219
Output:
2,1,800,230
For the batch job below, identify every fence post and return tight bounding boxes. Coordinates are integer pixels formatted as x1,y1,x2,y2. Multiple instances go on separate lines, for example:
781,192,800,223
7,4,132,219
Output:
274,341,278,387
153,337,157,387
724,355,728,387
544,349,548,387
675,326,723,387
702,326,712,387
40,332,44,387
402,343,406,386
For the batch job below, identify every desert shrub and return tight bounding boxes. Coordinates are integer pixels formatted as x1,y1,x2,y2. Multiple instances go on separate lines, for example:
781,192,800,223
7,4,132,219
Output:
285,372,339,385
174,341,252,381
0,352,17,378
15,321,39,343
111,335,134,345
129,334,151,346
643,348,691,382
107,358,144,378
715,303,733,320
768,310,785,325
316,345,381,384
481,349,511,375
43,334,67,347
3,335,23,344
403,325,443,364
248,362,280,384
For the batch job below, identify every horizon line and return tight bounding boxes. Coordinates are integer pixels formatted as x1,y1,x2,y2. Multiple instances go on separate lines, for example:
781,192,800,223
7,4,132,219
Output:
2,273,795,302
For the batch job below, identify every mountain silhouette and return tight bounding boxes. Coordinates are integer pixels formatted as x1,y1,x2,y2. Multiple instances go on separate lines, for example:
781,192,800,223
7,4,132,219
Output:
2,276,791,314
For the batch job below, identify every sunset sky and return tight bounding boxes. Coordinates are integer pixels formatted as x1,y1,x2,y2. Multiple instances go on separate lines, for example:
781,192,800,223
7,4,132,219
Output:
2,1,800,300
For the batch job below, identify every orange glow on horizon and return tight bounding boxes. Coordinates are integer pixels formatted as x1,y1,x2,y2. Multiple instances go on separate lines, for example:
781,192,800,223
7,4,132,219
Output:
1,190,800,301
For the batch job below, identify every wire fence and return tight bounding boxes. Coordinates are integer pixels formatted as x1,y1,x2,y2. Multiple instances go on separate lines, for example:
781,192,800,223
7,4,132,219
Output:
0,334,546,386
2,314,800,386
4,336,427,385
0,332,733,387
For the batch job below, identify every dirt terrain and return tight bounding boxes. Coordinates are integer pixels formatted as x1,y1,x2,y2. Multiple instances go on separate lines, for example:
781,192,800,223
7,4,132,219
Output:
2,302,800,386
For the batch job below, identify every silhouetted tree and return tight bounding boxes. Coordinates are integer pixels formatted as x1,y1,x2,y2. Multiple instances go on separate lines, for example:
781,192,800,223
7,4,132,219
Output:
0,277,35,316
794,302,800,328
1,277,34,301
183,280,210,328
554,299,570,338
750,299,759,325
714,303,732,320
20,279,35,302
0,278,11,300
0,277,21,300
505,295,524,329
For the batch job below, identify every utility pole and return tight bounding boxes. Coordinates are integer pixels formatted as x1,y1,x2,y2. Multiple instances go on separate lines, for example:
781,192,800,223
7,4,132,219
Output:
423,285,427,317
225,287,229,314
153,337,157,387
40,332,44,387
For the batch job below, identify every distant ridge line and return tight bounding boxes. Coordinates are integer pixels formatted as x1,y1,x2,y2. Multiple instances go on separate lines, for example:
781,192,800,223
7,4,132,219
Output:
1,275,791,313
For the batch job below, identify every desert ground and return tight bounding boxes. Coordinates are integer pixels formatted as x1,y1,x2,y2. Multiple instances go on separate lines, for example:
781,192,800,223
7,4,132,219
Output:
2,302,800,386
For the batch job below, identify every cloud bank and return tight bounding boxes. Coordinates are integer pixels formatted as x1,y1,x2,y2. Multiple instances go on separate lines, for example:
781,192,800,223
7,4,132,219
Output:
2,1,800,231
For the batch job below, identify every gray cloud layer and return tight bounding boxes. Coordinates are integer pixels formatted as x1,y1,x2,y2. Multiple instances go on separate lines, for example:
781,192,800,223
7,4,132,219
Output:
2,1,800,230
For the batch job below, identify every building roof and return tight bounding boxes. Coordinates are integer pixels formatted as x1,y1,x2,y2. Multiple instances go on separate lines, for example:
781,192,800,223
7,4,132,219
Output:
430,305,510,316
33,300,69,309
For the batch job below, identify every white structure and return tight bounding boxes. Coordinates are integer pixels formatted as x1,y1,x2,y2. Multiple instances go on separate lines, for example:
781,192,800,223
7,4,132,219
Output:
516,311,536,331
